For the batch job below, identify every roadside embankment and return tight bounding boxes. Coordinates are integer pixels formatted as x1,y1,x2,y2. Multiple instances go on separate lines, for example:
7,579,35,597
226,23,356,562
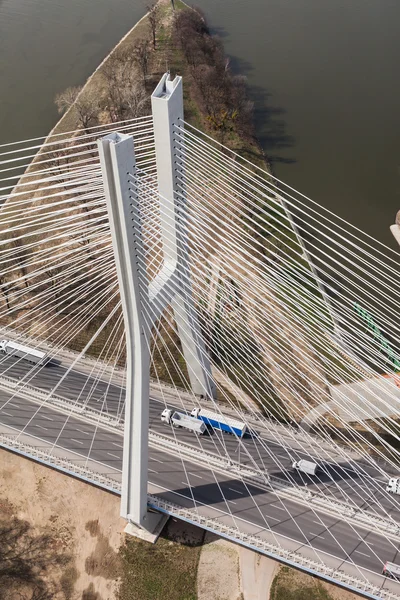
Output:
270,564,360,600
0,448,204,600
0,448,273,600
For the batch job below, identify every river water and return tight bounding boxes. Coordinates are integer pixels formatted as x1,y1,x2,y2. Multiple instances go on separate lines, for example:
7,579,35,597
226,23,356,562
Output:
1,0,399,245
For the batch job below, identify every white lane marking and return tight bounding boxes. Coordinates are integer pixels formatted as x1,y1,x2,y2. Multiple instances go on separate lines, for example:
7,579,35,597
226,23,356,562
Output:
107,453,121,460
40,415,54,421
70,438,83,444
148,468,158,474
112,442,123,449
0,420,122,474
35,424,48,431
312,520,323,525
1,411,13,416
150,457,164,464
228,487,243,494
277,454,288,459
228,500,237,505
270,504,286,511
265,514,280,521
76,428,90,435
355,550,370,557
8,402,20,408
309,532,325,539
189,472,203,479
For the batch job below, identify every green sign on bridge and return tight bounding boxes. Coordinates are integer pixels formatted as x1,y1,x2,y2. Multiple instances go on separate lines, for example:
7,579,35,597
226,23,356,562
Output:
354,302,400,371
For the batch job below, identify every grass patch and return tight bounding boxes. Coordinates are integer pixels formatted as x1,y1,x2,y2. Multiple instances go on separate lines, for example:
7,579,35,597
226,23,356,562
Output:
270,566,335,600
118,519,203,600
60,566,79,600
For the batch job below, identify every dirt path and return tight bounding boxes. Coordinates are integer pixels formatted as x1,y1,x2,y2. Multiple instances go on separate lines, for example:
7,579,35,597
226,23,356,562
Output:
197,532,242,600
239,548,279,599
196,533,280,600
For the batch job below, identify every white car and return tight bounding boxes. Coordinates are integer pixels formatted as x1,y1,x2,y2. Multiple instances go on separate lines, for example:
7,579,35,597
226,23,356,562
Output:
386,478,400,494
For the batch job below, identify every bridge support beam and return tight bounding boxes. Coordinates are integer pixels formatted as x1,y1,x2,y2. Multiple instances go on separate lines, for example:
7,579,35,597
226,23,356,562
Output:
97,73,215,537
151,73,216,400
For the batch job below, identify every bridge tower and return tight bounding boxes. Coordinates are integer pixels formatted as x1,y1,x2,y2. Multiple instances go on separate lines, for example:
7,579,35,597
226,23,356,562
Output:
98,73,216,538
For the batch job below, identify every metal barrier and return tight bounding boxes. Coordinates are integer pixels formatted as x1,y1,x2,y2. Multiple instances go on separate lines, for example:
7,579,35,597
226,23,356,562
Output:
1,374,399,537
0,430,397,600
0,432,121,492
149,494,400,600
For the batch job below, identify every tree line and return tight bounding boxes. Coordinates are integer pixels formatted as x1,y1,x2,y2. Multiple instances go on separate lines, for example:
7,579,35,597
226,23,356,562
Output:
173,8,255,143
54,4,255,144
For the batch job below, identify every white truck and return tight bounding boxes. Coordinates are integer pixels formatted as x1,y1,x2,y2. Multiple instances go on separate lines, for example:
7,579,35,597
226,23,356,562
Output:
191,407,248,437
0,340,48,365
161,408,206,435
386,478,400,495
292,459,319,476
383,561,400,581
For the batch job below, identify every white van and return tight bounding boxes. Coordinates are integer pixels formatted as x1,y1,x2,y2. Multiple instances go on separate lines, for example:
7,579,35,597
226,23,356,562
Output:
383,561,400,580
386,478,400,495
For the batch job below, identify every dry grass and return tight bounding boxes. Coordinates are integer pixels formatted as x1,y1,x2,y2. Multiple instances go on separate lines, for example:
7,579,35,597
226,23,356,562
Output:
0,448,125,599
0,449,208,600
270,566,360,600
118,518,204,600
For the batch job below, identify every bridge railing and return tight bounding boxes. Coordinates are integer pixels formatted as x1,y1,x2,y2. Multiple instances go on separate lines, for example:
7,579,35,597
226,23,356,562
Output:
0,431,399,600
1,373,399,538
2,324,398,481
150,495,400,600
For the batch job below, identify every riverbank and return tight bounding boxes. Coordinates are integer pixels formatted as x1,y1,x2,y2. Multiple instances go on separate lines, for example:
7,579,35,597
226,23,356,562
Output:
0,0,327,420
1,0,280,405
48,0,268,168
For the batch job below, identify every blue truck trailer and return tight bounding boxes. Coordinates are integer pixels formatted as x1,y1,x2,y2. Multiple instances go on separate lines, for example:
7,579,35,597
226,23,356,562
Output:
191,407,248,437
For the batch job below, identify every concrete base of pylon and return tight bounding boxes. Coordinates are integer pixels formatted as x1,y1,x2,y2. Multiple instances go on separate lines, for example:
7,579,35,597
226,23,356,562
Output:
124,511,169,544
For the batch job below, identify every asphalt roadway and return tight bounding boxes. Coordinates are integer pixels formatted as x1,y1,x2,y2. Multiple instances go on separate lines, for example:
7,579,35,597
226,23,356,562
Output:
1,354,400,524
1,356,400,590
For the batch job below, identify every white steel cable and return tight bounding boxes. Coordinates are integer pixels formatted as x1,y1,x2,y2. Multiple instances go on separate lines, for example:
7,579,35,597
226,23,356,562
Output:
181,120,400,260
0,115,154,153
129,223,396,512
135,262,390,568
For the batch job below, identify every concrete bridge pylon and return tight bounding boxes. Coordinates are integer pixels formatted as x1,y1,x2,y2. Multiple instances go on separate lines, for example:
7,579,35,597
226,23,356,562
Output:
98,73,215,538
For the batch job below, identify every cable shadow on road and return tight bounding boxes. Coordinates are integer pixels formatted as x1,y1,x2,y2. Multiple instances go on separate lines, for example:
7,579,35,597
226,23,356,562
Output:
158,476,267,510
269,461,365,491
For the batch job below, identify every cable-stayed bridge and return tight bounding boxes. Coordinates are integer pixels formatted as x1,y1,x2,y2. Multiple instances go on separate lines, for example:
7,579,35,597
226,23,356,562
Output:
2,73,400,599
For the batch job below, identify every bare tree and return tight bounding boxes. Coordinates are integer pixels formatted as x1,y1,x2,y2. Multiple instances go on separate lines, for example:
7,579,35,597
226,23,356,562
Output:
147,3,160,49
173,8,255,141
121,82,150,118
55,87,100,133
74,91,100,133
134,39,150,83
100,47,150,122
0,517,69,599
101,48,139,122
44,142,77,192
54,86,81,113
0,275,11,312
